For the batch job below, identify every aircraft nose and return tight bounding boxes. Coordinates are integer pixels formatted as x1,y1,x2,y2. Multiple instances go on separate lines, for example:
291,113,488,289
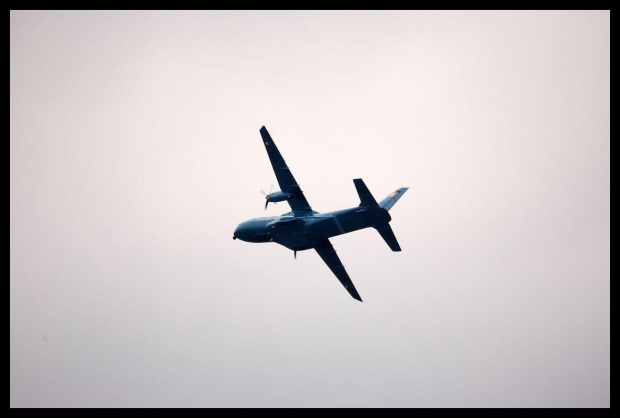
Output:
233,222,251,242
233,221,271,243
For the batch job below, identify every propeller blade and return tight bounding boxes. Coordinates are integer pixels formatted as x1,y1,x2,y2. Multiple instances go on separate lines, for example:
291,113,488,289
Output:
261,185,274,210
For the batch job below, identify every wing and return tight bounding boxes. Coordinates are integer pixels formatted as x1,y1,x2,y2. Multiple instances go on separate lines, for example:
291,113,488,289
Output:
314,239,363,302
259,126,313,214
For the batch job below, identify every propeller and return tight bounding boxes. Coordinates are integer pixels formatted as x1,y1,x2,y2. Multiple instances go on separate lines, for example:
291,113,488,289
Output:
260,185,273,210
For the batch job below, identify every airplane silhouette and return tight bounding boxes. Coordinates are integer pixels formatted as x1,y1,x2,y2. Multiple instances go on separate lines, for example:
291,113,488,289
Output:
233,126,408,301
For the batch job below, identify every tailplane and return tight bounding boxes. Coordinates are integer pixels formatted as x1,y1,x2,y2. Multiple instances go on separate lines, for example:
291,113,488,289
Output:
353,178,378,207
374,223,401,252
352,179,408,252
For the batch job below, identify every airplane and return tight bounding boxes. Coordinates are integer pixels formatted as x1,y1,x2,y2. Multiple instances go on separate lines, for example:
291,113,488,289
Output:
233,126,408,302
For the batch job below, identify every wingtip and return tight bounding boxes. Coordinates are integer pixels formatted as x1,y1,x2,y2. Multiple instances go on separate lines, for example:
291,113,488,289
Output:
259,126,271,141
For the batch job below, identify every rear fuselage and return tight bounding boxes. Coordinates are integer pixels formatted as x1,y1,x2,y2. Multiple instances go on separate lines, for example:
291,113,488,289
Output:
233,206,391,251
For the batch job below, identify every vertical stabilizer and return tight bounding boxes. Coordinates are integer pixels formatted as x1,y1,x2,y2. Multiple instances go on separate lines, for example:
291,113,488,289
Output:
379,187,409,211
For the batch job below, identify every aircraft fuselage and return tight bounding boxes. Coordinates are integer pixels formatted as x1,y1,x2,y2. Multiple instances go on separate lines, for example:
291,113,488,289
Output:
233,125,408,301
234,205,391,251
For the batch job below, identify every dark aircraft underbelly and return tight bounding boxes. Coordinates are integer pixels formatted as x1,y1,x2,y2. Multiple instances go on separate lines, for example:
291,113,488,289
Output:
271,212,373,250
268,221,313,250
309,211,375,239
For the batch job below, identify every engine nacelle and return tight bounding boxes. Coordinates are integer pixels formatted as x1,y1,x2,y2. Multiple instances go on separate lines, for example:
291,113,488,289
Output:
267,191,293,202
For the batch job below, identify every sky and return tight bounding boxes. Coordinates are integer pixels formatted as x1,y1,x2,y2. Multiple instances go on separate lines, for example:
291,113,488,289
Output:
10,11,609,408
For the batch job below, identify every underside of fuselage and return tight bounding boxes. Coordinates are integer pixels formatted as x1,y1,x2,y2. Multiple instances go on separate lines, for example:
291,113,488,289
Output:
233,206,391,251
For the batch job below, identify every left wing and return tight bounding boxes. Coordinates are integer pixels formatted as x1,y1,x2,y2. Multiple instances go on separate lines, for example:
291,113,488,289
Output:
259,126,313,214
314,239,363,302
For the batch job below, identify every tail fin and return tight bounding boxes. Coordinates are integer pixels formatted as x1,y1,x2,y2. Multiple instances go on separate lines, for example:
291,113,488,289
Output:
376,186,408,251
379,187,409,211
374,223,401,252
353,179,407,251
353,178,378,207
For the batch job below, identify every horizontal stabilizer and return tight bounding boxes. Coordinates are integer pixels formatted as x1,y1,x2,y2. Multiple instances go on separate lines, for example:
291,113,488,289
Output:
374,223,401,252
353,178,378,207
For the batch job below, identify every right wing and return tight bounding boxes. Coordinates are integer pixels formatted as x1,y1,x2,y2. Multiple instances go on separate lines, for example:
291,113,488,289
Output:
314,239,363,302
259,126,313,214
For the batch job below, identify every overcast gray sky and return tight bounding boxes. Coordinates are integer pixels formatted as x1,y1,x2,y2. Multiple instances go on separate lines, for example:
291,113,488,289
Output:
10,11,609,408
